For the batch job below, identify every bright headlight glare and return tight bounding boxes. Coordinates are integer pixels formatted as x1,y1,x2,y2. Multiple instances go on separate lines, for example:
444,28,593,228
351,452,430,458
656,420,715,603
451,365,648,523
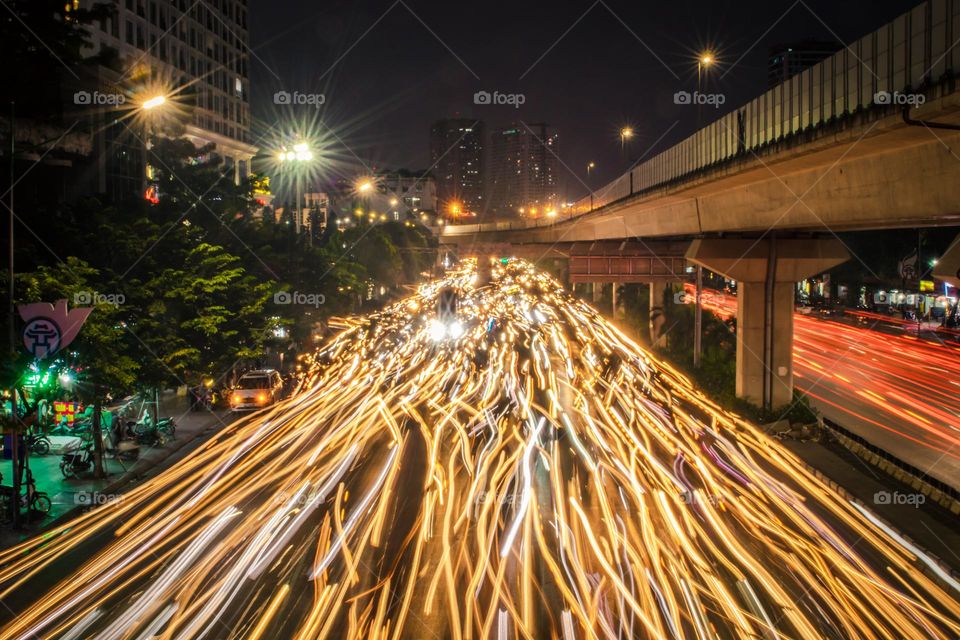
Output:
428,319,447,341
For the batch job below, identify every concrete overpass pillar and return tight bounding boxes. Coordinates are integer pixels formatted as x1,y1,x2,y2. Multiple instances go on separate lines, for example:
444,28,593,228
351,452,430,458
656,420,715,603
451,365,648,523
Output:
686,238,849,410
592,282,602,304
649,282,668,348
611,283,618,319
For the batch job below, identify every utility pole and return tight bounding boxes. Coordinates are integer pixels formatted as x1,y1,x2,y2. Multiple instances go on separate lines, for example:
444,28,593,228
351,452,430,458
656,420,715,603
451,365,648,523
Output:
295,173,302,237
693,55,713,368
7,102,13,354
7,101,18,528
693,265,703,368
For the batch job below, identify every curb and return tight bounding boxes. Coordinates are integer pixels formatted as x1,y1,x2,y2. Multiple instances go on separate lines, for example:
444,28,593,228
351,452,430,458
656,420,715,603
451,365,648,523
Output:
794,421,960,593
820,418,960,515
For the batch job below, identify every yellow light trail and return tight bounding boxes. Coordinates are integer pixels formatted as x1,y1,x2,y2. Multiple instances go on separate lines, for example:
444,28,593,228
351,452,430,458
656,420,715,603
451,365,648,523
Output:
0,259,957,638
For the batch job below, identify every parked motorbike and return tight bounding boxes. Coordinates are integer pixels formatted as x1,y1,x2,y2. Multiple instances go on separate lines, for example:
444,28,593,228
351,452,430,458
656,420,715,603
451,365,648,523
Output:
60,441,94,478
156,417,176,437
124,416,174,447
0,469,51,518
60,428,139,478
25,433,51,456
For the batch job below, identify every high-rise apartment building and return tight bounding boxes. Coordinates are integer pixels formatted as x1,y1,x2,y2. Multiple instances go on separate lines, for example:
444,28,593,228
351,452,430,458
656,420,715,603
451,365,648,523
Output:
768,40,843,87
429,119,483,217
80,0,257,183
488,123,558,218
376,169,437,216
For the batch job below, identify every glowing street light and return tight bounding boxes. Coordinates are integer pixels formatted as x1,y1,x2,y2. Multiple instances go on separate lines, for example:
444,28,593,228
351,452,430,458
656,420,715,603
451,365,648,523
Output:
619,127,634,154
141,95,167,110
277,140,315,236
357,180,373,193
292,142,313,161
277,141,313,164
697,51,715,90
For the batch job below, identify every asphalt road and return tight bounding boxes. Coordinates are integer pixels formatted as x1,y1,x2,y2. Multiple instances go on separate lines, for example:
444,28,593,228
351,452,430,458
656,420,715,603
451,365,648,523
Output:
0,262,958,639
689,285,960,490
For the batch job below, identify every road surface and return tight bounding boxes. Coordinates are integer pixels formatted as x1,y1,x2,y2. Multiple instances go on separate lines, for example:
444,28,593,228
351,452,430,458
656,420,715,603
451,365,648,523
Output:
687,284,960,490
0,261,958,639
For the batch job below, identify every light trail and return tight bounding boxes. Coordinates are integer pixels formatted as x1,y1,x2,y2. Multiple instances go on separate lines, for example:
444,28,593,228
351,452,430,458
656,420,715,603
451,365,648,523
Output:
0,261,957,638
685,283,960,477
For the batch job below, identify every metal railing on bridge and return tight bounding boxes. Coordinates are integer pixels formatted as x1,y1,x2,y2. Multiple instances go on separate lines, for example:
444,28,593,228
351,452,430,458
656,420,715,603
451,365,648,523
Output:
445,0,960,236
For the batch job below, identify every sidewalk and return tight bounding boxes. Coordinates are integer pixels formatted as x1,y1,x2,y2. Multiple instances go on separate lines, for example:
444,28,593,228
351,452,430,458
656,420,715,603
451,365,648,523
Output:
783,437,960,577
0,391,230,549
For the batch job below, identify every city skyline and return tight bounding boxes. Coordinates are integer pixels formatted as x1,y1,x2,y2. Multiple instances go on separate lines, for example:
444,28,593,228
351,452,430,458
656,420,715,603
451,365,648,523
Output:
248,0,916,199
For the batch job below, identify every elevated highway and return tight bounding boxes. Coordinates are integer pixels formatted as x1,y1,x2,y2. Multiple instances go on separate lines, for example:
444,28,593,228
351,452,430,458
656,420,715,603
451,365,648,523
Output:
440,0,960,411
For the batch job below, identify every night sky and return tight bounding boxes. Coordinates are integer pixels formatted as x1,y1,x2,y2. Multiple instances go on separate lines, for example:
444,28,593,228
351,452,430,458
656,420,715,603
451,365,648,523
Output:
248,0,916,199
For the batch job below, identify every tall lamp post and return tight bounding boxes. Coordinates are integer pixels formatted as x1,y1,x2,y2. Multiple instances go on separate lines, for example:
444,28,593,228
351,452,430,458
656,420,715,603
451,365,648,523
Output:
139,94,167,195
619,127,634,165
693,53,713,368
356,179,373,225
696,53,714,127
277,142,314,240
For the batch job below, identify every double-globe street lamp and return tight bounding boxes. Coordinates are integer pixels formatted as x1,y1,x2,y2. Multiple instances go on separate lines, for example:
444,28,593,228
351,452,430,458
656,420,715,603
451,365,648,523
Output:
277,142,314,239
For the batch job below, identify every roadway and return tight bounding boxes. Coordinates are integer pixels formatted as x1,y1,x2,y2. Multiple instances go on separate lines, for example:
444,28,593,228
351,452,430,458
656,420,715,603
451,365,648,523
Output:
0,261,958,638
686,285,960,491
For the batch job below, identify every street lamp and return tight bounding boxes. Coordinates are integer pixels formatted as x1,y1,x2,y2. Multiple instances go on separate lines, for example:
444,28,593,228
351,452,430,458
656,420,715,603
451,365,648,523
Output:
697,52,715,93
141,95,167,110
137,93,170,200
354,178,376,224
692,54,714,370
277,141,314,237
697,52,715,126
619,128,635,167
587,161,596,179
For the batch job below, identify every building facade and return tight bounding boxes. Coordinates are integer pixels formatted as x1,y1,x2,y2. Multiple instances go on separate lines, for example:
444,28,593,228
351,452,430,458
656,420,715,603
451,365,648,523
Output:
488,123,559,218
376,169,437,217
768,40,843,87
79,0,257,184
429,119,484,218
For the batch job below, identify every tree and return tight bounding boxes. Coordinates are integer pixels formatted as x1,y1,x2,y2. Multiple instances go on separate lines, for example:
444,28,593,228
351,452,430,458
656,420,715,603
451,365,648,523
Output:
134,242,272,386
12,258,137,477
